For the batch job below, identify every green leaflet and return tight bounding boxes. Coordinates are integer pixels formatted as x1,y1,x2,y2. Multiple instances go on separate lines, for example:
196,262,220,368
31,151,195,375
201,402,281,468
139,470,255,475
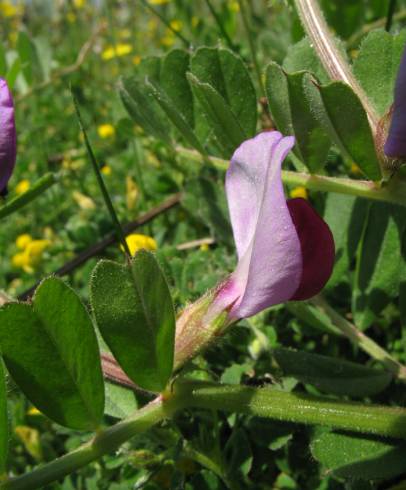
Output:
90,251,176,393
265,63,330,172
311,431,406,480
0,278,105,430
274,347,391,397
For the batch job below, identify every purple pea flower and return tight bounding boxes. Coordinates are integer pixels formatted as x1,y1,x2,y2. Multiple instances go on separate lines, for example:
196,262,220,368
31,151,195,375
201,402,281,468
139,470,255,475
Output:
384,44,406,157
174,131,335,368
0,78,17,195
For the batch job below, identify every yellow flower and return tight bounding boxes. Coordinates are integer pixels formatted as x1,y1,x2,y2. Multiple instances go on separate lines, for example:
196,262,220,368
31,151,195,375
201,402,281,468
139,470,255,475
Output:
149,0,170,4
122,234,157,256
16,234,32,250
126,176,139,211
170,19,182,32
133,55,142,66
228,0,240,12
12,240,50,273
200,243,209,252
101,165,112,176
15,426,43,461
67,12,76,22
73,0,85,7
97,124,115,139
12,253,30,270
289,186,308,200
72,191,96,210
0,1,23,17
101,43,132,61
350,163,363,176
161,33,175,47
15,179,30,195
27,407,42,416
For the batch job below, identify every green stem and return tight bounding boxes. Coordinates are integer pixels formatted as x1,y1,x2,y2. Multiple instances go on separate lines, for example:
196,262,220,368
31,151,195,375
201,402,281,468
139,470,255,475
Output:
386,0,398,31
176,146,406,207
72,91,131,257
139,0,191,48
293,0,379,132
4,381,406,489
236,0,265,97
1,397,173,490
311,295,406,383
0,173,57,221
186,381,406,438
204,0,237,51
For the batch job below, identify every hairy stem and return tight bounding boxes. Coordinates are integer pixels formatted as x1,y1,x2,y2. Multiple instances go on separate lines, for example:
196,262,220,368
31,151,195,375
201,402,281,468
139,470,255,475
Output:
293,0,379,132
4,380,406,489
176,146,406,207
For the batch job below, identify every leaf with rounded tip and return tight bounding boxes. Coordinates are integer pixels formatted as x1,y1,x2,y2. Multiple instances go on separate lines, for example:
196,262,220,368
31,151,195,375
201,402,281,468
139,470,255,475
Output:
311,431,406,480
353,30,406,117
265,63,330,172
0,359,8,476
160,49,194,128
305,79,381,181
187,73,246,157
90,252,175,393
0,278,105,430
119,76,171,145
146,79,207,155
190,46,257,138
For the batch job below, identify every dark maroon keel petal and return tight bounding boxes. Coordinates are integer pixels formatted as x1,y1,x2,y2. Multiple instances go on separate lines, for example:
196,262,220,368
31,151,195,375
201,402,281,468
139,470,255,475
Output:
287,198,335,300
384,44,406,157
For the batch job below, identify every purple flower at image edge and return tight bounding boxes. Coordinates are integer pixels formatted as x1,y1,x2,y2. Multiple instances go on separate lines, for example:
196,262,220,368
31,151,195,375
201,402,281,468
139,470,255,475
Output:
214,131,335,321
384,44,406,157
0,78,17,195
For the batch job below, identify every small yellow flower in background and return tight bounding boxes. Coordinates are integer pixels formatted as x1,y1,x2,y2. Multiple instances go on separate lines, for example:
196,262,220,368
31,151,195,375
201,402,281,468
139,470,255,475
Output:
66,12,76,23
15,179,30,195
290,186,308,200
200,243,209,252
0,1,23,17
350,163,363,176
228,0,240,12
161,34,175,47
122,234,157,256
126,176,139,211
72,191,96,210
15,426,43,461
133,55,142,66
101,165,112,176
12,239,51,273
73,0,86,8
101,43,132,61
27,407,42,416
149,0,170,4
16,234,32,250
170,19,182,32
98,124,115,139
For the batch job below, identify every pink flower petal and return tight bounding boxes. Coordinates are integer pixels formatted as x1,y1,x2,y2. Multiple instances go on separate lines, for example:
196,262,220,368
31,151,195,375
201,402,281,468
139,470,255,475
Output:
224,132,303,319
0,78,16,193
